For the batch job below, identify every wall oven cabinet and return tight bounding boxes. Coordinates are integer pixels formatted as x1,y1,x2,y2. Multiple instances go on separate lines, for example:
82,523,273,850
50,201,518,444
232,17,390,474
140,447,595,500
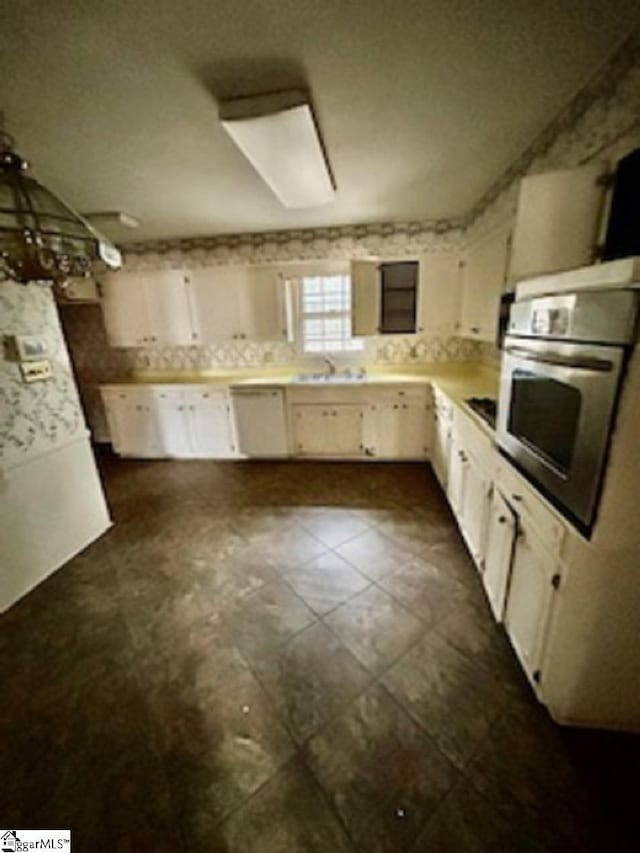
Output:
498,289,638,534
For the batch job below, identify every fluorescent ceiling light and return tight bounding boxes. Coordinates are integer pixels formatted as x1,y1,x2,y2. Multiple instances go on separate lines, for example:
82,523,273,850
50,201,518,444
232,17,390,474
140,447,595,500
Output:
219,90,335,209
84,211,141,229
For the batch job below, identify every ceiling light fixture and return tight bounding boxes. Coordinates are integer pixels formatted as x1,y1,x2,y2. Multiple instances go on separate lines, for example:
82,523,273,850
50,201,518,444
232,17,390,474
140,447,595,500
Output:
84,211,141,230
0,119,121,285
219,89,335,209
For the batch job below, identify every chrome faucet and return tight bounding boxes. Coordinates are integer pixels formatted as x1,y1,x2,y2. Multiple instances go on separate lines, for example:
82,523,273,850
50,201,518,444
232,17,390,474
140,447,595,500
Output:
323,356,337,376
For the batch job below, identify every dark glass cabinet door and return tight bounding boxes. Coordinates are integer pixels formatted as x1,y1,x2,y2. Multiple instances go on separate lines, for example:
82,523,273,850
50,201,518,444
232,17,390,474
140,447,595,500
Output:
379,261,418,333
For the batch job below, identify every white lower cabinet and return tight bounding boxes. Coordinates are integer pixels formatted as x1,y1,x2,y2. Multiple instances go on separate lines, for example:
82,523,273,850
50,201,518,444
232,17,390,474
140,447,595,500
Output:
153,390,192,457
504,520,560,689
459,449,492,567
102,388,160,457
365,400,431,459
432,397,452,487
482,488,517,621
187,390,237,457
293,404,364,457
101,386,236,459
448,437,492,569
447,434,468,518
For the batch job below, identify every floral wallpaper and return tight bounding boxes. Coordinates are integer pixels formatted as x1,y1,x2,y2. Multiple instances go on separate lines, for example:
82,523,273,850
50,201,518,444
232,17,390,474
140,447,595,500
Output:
0,281,85,465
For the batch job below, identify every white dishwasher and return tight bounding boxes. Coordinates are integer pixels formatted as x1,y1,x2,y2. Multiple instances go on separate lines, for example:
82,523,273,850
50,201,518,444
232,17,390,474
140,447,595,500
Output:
230,386,289,457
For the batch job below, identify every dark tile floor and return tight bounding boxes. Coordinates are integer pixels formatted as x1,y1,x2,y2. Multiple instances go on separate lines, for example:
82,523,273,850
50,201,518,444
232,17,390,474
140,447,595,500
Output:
2,452,639,852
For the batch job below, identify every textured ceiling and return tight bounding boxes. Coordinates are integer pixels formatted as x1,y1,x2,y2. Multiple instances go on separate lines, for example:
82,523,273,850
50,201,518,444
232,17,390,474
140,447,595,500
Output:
0,1,636,240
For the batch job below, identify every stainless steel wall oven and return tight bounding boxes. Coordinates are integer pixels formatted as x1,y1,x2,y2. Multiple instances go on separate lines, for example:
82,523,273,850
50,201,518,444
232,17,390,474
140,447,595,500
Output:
497,289,638,535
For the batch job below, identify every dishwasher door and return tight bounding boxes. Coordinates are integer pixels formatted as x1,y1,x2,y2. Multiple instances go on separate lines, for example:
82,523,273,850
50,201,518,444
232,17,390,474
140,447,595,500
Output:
230,387,289,457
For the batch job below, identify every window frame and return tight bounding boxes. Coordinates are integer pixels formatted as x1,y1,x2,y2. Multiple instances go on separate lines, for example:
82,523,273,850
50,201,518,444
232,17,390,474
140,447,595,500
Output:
286,263,367,361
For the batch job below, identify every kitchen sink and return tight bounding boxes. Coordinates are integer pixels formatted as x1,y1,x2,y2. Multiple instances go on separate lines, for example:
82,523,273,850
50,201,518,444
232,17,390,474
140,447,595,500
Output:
295,370,368,383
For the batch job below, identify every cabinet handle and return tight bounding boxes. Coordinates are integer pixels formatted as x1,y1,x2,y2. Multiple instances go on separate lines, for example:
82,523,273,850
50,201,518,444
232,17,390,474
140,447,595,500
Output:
178,405,184,411
393,404,399,410
512,494,523,502
471,326,480,334
498,515,507,524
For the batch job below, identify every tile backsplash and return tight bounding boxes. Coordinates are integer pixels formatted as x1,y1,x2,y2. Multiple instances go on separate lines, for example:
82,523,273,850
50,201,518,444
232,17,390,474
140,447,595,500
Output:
60,303,480,373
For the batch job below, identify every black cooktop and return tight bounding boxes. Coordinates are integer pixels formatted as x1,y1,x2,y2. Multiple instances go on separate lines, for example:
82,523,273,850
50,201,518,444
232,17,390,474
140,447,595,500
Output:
465,397,497,430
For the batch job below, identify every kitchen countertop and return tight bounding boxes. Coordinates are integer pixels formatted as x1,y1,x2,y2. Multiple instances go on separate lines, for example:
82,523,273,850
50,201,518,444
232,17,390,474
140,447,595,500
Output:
100,363,501,434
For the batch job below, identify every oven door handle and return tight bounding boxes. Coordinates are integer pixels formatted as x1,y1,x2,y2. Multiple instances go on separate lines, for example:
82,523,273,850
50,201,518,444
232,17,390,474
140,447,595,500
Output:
504,346,615,373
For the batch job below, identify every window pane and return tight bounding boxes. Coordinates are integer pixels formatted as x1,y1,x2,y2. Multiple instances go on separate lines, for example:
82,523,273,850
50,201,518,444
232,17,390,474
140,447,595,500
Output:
300,274,362,353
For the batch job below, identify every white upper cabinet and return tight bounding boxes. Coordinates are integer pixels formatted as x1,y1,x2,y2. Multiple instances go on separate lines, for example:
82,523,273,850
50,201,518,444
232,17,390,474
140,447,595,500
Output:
239,267,287,340
187,266,287,343
509,161,609,284
460,224,511,342
100,271,150,347
351,259,380,336
101,265,287,347
100,269,194,347
144,270,196,346
187,266,243,341
417,254,462,335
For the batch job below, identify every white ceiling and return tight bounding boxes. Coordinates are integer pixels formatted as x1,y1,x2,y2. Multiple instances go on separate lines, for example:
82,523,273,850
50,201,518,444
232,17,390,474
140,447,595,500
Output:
0,1,636,241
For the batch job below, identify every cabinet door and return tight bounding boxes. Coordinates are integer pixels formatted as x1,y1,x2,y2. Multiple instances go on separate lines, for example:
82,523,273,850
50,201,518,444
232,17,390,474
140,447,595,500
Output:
187,391,236,457
509,162,608,283
374,402,430,459
432,409,451,487
152,389,191,457
293,405,328,456
187,267,243,342
504,523,558,686
142,270,195,346
100,272,149,346
447,437,468,518
417,254,462,335
330,405,364,457
483,489,517,621
239,267,287,340
351,260,380,336
460,225,511,342
105,390,159,457
459,451,492,569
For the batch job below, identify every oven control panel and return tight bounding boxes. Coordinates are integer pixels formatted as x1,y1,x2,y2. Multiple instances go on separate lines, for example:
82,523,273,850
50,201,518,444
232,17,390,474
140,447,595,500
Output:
530,307,570,336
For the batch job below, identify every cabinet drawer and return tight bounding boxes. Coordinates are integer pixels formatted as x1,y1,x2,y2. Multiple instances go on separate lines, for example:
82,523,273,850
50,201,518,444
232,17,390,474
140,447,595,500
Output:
370,385,430,403
287,386,370,405
496,458,566,554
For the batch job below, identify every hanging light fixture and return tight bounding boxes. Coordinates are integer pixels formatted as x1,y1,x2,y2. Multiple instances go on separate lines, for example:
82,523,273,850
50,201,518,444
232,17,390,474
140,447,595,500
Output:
0,119,122,285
